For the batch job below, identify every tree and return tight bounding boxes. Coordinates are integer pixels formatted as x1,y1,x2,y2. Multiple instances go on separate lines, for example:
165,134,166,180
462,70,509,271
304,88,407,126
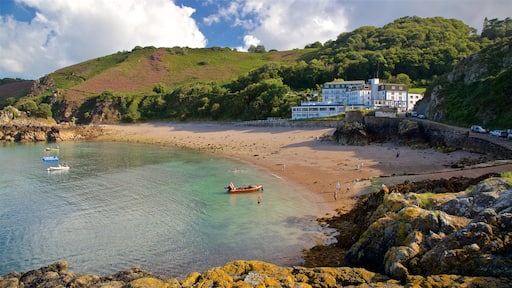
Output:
17,100,38,116
248,45,266,53
305,41,323,48
388,73,412,86
153,83,167,94
481,17,512,40
37,103,52,118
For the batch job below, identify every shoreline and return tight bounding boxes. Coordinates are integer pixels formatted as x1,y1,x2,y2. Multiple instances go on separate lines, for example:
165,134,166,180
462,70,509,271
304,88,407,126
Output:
94,122,512,218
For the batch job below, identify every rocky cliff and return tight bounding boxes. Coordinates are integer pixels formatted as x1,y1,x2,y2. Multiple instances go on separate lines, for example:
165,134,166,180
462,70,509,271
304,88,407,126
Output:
418,37,512,125
303,173,512,286
0,124,105,143
0,106,105,142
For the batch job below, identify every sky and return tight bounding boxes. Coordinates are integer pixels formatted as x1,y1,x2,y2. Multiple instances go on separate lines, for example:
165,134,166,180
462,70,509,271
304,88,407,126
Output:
0,0,510,80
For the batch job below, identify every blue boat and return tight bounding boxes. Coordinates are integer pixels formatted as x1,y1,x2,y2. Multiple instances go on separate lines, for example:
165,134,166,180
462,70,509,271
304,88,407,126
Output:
42,156,59,162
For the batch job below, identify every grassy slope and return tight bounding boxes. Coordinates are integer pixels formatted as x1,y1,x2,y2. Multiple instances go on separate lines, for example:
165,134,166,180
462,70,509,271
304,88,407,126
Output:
46,47,312,104
0,80,33,102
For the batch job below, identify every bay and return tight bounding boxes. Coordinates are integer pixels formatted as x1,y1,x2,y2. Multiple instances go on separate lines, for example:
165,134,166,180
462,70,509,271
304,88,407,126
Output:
0,142,327,278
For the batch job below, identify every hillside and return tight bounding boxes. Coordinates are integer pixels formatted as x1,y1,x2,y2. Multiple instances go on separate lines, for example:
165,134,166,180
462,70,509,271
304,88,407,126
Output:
47,46,310,102
0,79,33,106
1,16,511,125
419,36,512,128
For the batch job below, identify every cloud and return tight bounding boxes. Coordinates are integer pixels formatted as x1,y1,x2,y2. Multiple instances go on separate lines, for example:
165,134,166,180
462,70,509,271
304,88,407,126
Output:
210,0,512,51
245,0,349,50
3,0,512,79
0,0,206,79
207,0,349,51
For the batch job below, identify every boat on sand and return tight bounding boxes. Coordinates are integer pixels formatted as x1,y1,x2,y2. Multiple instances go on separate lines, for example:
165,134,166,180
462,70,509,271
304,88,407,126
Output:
227,182,263,193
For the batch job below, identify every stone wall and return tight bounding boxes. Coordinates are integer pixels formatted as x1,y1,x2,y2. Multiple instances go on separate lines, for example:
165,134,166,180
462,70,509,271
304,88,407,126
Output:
415,120,512,159
360,117,512,159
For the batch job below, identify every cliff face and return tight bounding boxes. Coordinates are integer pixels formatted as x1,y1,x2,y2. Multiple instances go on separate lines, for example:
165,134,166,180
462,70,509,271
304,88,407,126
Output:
0,107,105,142
419,37,512,125
344,176,512,279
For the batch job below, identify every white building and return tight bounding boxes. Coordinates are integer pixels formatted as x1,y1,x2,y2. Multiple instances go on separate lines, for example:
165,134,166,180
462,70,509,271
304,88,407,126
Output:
321,80,365,104
370,78,408,112
291,102,345,120
291,78,410,119
347,85,372,107
407,93,424,111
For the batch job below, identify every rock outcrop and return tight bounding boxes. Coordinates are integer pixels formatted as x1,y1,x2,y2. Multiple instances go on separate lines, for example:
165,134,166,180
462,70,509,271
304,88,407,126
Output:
305,174,512,285
0,106,105,142
2,259,511,288
0,124,105,142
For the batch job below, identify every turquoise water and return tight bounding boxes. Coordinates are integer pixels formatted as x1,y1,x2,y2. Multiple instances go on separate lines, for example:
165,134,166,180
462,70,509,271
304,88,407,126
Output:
0,142,327,278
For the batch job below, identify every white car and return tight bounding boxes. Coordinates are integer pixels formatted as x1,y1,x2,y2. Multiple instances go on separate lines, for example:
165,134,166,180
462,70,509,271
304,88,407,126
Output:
470,125,487,133
490,130,502,137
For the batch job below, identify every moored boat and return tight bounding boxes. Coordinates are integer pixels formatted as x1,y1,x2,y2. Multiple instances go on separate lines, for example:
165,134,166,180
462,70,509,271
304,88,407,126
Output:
227,182,263,193
47,164,70,171
44,144,60,152
44,147,60,152
42,156,59,161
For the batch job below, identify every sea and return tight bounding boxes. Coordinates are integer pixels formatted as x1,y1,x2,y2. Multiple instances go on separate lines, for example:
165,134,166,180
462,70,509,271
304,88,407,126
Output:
0,141,330,278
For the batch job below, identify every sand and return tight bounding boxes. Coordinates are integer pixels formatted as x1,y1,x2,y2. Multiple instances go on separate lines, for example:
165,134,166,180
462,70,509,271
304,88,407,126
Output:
96,122,512,217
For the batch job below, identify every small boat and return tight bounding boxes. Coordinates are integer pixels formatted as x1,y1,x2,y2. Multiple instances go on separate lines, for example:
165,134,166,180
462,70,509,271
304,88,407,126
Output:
44,144,60,152
44,147,60,152
42,156,59,161
227,182,263,193
47,164,70,171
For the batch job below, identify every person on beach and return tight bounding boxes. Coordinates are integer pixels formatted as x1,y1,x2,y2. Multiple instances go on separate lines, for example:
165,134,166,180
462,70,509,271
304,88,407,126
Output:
346,184,350,193
257,195,262,204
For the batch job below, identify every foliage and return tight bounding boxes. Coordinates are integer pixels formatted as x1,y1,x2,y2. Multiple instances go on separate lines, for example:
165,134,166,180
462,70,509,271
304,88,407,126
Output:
36,103,53,118
248,45,267,53
17,100,38,116
481,17,512,41
16,99,53,118
306,16,482,85
4,16,512,125
431,36,512,128
500,171,512,180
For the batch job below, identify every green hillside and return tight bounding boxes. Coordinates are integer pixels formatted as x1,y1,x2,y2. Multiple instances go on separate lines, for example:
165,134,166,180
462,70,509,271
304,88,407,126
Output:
50,46,312,95
1,16,511,126
419,36,512,129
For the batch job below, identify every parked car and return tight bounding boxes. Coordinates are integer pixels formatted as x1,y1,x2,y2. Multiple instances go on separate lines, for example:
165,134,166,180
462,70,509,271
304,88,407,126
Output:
508,133,512,140
490,129,508,137
417,114,426,119
470,125,487,133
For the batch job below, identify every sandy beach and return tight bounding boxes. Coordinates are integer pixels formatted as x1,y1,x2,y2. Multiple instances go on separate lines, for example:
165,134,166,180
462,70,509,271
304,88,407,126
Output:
96,122,512,217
